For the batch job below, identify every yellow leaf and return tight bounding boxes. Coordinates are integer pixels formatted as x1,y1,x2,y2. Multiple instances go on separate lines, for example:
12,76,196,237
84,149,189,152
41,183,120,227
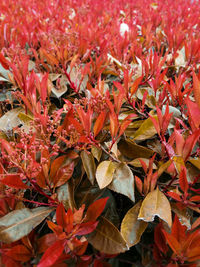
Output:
96,161,118,189
133,117,158,141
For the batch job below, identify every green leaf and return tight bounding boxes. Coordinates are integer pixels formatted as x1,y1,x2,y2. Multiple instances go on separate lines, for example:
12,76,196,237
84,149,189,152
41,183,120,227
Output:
88,216,128,254
96,161,118,189
121,201,148,247
0,207,54,243
138,187,172,227
108,163,135,202
81,150,96,184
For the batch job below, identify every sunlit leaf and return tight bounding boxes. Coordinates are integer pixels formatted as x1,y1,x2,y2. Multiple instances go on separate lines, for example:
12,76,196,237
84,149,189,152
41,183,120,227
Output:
96,161,118,189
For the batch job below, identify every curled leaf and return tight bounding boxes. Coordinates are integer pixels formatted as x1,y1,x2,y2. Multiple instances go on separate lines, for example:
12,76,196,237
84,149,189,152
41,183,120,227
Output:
138,187,172,227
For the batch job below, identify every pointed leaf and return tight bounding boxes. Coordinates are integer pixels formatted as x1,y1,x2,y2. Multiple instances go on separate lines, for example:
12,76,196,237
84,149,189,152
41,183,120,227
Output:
138,187,172,227
193,71,200,109
81,150,96,185
1,174,28,189
85,197,108,222
121,201,148,247
108,163,135,202
37,239,65,267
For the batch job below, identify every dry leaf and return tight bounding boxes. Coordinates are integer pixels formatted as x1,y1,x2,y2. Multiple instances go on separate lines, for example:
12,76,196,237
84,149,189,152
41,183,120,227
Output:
121,201,148,247
138,187,172,227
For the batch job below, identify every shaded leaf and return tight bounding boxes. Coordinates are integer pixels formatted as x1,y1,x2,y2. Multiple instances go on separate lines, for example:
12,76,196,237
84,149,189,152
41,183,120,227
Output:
81,150,96,185
121,201,148,247
171,203,191,230
88,216,128,254
108,163,135,202
133,117,158,141
57,181,76,210
118,139,154,159
91,146,102,161
138,187,172,227
0,207,54,243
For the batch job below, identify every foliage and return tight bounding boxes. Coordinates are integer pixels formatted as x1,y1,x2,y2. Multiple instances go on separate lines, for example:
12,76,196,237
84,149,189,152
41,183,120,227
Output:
0,0,200,266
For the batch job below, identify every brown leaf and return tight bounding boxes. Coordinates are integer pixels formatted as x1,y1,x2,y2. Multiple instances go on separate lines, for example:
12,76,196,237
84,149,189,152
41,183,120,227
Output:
0,207,54,243
88,216,128,254
118,139,154,160
171,203,191,230
138,187,172,227
121,201,148,247
108,163,135,202
96,161,118,189
91,146,102,161
81,150,96,185
133,117,158,141
129,158,157,169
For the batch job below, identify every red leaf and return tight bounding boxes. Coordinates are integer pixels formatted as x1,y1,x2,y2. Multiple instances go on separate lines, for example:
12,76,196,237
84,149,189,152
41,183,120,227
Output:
37,233,57,254
167,191,182,202
93,111,107,137
135,175,143,195
186,98,200,129
182,129,200,161
0,174,28,189
179,167,189,194
65,208,74,233
162,230,181,255
5,245,32,262
56,203,67,229
174,129,185,156
193,71,200,109
85,197,108,222
154,223,168,254
75,221,98,235
37,239,65,267
130,76,143,96
0,53,10,69
171,215,187,244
